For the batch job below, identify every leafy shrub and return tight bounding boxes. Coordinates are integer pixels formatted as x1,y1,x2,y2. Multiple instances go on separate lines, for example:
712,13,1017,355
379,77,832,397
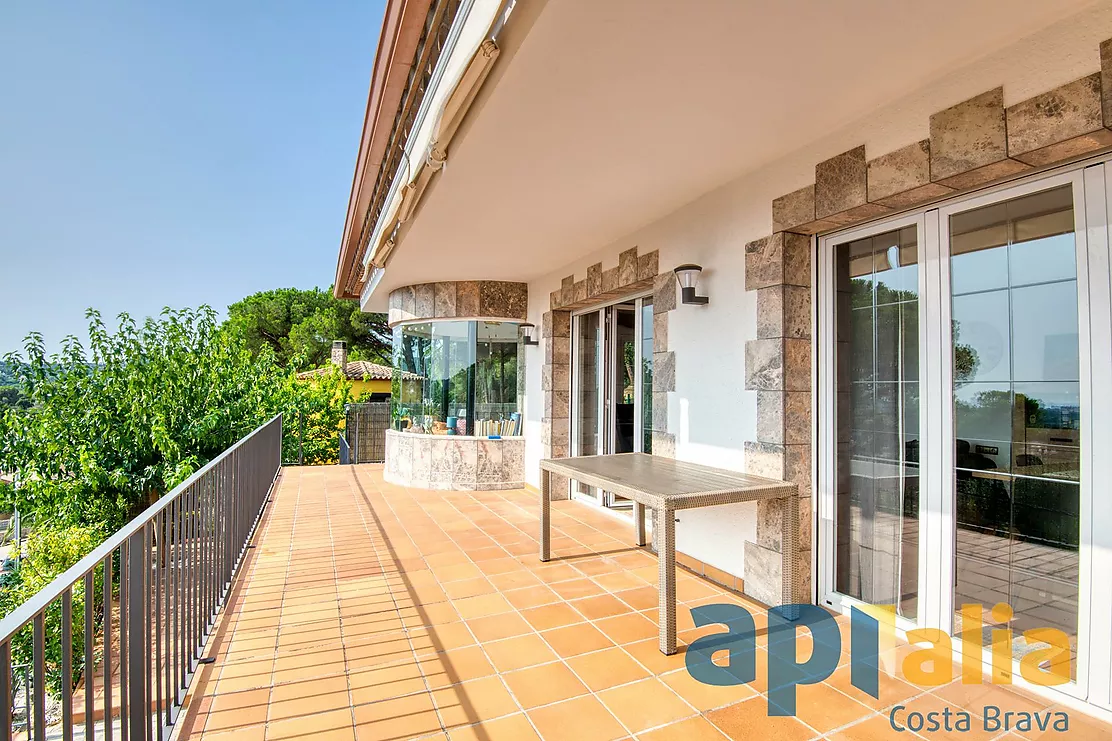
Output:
0,524,105,696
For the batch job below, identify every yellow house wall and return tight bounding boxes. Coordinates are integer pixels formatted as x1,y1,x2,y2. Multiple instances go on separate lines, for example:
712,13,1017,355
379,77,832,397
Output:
350,378,392,398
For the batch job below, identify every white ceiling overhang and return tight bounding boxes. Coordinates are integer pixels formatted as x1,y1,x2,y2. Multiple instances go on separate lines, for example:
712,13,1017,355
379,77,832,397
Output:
361,0,1098,311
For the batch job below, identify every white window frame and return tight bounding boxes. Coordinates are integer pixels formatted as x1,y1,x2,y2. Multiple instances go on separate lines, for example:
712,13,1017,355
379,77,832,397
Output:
816,210,927,636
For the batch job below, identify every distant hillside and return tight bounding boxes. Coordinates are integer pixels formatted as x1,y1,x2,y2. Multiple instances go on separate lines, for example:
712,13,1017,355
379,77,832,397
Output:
0,362,16,386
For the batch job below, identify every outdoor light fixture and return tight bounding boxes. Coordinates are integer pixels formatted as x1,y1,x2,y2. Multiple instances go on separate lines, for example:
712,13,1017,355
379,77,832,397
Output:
519,323,539,345
674,264,709,305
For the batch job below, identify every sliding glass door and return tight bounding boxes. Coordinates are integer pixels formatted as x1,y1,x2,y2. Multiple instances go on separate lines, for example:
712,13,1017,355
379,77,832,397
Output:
946,184,1082,674
830,222,921,620
570,295,654,509
819,164,1112,702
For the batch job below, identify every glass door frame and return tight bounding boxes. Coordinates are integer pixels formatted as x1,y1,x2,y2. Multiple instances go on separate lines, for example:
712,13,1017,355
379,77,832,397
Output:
817,163,1111,705
570,291,654,506
934,169,1095,702
816,210,928,635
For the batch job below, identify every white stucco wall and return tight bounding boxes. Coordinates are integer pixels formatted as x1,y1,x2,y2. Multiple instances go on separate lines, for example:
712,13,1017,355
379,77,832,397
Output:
521,1,1112,581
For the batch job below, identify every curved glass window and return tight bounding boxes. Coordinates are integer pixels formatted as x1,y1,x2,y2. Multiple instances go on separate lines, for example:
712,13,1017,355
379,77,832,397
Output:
392,320,522,436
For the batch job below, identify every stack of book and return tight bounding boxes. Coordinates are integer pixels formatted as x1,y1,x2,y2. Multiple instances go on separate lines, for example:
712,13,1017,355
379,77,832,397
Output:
475,413,522,437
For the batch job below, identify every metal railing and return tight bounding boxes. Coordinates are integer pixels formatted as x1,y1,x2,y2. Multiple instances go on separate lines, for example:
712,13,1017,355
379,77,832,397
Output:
0,415,283,741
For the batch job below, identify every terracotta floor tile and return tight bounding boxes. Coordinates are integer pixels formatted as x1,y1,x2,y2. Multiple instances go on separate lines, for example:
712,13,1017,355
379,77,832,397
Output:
636,715,732,740
570,557,622,577
353,692,443,741
826,714,907,741
550,577,606,600
266,708,355,740
571,594,634,620
622,639,692,675
529,562,582,584
442,577,497,600
483,633,559,673
205,687,270,731
521,602,584,631
185,470,1112,741
343,633,414,670
465,612,531,643
827,662,921,711
202,725,266,741
268,676,351,723
446,712,541,741
526,695,627,741
402,600,462,628
348,662,425,705
541,622,615,658
597,677,695,734
609,587,658,609
503,585,561,610
593,570,650,593
932,680,1052,717
270,673,348,704
412,621,477,655
431,676,519,728
595,612,659,645
503,661,589,709
452,593,514,620
434,563,484,583
659,666,757,712
477,557,526,576
419,645,496,689
487,569,543,592
705,697,818,741
791,682,875,734
565,647,651,692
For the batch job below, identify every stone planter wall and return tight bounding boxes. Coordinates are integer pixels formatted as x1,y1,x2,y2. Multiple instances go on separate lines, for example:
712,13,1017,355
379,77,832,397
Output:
384,430,525,490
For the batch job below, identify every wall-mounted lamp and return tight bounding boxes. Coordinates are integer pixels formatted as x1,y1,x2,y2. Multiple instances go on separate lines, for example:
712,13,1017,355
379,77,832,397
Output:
519,323,539,345
674,264,709,305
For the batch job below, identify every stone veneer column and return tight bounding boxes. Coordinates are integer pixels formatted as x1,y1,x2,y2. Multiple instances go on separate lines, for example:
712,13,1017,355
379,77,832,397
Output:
742,231,812,607
541,309,571,499
651,273,677,458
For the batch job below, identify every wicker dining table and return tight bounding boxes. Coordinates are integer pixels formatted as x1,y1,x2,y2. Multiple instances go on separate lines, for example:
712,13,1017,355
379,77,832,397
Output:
539,453,798,655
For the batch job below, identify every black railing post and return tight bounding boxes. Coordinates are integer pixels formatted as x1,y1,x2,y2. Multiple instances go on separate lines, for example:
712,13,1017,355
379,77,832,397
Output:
126,527,148,741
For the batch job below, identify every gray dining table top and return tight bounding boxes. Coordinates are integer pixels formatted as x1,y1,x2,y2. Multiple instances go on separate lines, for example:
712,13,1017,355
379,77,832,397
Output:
540,453,795,509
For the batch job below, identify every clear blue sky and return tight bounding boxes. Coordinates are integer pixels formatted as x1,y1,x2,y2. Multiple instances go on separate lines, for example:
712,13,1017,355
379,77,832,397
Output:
0,1,386,355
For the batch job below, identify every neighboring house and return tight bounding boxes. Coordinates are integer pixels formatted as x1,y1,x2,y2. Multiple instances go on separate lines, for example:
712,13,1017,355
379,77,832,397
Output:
334,0,1112,718
295,341,392,401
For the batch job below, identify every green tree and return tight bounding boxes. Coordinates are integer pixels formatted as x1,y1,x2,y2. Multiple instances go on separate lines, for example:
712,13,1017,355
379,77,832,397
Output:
225,286,389,370
0,307,293,530
0,385,29,409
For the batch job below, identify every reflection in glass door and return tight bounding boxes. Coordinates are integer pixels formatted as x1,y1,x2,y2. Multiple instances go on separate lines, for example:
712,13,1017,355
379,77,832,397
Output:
570,296,653,510
831,225,921,619
948,185,1081,672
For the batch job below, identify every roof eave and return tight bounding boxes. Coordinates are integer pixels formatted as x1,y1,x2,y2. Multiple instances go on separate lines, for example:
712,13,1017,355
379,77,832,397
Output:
336,0,435,300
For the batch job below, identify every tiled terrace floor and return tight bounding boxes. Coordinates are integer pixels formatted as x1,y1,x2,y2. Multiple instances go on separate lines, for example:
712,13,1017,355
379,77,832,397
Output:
174,465,1111,740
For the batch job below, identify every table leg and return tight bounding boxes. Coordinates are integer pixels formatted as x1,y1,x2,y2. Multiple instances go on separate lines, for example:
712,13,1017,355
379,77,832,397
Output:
540,468,551,562
781,495,799,620
655,504,677,654
633,502,647,547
